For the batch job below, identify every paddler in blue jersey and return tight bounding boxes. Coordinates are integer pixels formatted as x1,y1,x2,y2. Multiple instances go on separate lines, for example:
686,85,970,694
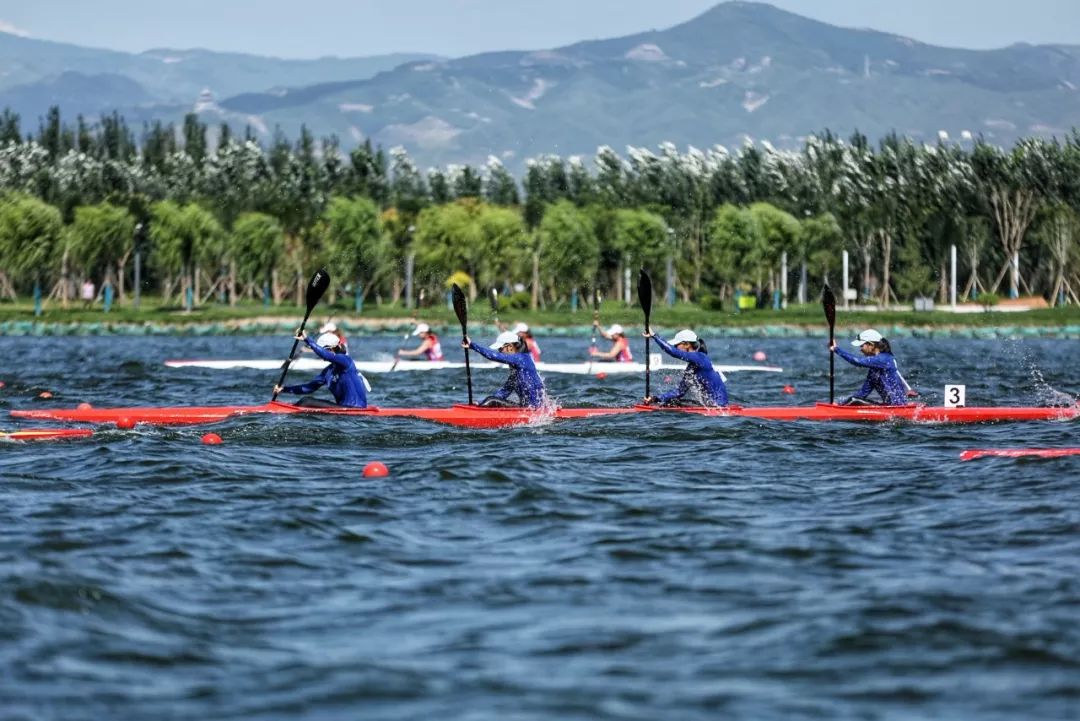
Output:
830,328,908,406
462,330,545,408
273,330,368,408
642,329,728,407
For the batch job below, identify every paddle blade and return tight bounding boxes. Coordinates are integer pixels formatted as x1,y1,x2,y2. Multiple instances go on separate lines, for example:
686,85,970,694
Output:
822,284,836,330
451,283,468,335
637,269,653,326
306,268,331,312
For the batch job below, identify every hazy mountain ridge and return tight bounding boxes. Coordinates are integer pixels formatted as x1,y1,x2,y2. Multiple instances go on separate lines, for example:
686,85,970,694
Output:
207,1,1080,167
0,29,436,123
2,1,1078,169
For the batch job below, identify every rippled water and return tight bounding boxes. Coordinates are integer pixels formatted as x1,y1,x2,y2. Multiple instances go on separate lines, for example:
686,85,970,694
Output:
2,334,1078,720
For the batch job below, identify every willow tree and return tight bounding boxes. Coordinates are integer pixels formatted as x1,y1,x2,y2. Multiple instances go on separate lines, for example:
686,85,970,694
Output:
230,212,285,305
0,194,63,301
538,200,598,308
413,199,524,301
322,196,386,307
67,202,136,299
149,200,224,310
705,203,766,299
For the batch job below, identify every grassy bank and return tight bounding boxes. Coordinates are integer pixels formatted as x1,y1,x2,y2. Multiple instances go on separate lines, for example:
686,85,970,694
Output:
3,296,1080,328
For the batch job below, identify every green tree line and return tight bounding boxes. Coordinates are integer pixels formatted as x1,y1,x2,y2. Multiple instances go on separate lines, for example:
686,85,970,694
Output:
2,106,1079,310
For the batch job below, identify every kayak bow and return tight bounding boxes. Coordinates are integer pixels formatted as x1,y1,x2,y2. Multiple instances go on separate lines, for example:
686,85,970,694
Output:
1,428,94,442
960,448,1080,461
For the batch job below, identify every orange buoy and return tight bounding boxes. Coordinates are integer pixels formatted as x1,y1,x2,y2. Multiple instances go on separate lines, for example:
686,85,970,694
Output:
77,402,92,410
0,380,6,389
363,461,389,478
595,372,607,380
116,417,135,430
38,391,53,399
782,385,796,395
201,433,223,445
753,351,768,362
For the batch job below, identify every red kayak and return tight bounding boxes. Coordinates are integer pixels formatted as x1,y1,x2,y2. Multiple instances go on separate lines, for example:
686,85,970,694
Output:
960,448,1080,461
10,402,634,429
12,401,1079,429
1,428,94,442
632,402,1080,424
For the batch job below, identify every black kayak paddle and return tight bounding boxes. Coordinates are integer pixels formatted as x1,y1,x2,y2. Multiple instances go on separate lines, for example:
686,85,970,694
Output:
271,268,331,401
452,283,474,405
823,284,836,405
638,269,653,400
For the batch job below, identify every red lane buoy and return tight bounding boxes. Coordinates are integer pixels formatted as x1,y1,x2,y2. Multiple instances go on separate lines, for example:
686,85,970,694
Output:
782,385,796,395
38,391,53,399
595,372,607,380
116,417,135,430
201,433,223,445
363,461,389,478
753,351,768,362
77,402,93,410
0,380,6,389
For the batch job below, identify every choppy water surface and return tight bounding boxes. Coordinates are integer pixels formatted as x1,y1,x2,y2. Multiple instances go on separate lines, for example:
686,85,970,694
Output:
1,333,1078,720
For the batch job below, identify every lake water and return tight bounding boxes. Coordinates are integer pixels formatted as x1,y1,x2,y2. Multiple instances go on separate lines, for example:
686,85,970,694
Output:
1,334,1078,720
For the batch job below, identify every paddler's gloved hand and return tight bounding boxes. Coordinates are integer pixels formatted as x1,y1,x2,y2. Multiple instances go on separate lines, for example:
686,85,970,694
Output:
273,385,284,395
829,342,837,352
460,335,471,349
295,330,307,341
643,395,658,405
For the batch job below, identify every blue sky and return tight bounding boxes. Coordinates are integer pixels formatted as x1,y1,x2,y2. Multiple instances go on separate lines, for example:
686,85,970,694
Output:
1,0,1077,58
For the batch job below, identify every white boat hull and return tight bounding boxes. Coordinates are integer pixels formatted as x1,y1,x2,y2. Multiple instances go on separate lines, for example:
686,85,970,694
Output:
165,357,784,375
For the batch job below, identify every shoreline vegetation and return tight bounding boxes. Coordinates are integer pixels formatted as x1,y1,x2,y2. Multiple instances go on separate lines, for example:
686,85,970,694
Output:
3,297,1080,338
2,113,1080,331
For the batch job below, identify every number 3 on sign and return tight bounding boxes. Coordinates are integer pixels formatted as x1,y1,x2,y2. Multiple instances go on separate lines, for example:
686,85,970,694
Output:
944,384,966,408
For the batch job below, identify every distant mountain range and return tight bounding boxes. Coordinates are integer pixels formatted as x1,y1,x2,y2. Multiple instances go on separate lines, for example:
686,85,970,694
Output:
3,1,1079,170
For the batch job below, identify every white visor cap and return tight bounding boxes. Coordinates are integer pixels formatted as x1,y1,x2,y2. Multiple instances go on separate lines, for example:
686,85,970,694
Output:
670,329,699,345
851,329,884,347
491,331,521,349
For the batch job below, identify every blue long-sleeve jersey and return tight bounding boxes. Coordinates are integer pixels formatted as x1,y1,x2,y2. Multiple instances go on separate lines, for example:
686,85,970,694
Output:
833,347,907,406
653,336,728,407
469,342,545,408
282,336,368,408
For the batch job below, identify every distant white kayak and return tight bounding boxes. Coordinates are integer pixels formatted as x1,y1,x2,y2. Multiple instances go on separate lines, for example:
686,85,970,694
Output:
165,357,784,375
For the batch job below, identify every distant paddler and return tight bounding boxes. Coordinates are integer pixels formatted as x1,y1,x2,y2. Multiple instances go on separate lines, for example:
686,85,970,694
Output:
829,329,908,406
589,323,633,362
461,330,545,408
273,330,368,408
642,329,728,407
318,321,348,354
396,322,445,361
497,320,542,362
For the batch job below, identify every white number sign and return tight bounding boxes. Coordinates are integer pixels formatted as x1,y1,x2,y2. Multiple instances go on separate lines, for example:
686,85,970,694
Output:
944,385,966,408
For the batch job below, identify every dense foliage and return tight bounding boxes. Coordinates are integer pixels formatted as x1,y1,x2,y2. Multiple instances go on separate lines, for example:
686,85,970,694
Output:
2,107,1079,309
